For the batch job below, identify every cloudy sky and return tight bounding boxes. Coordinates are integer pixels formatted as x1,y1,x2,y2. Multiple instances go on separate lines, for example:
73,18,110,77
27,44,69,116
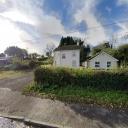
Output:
0,0,128,53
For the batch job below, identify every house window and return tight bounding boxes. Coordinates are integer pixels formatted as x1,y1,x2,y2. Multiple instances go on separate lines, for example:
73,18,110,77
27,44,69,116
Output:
72,51,76,57
107,61,111,67
95,62,100,67
62,54,66,59
72,60,76,67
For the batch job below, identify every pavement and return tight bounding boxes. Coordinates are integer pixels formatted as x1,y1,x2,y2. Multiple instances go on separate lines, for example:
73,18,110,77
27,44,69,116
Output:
0,73,128,128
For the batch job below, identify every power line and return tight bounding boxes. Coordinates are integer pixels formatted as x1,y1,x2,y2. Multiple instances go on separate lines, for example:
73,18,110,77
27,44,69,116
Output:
66,19,128,34
23,19,128,43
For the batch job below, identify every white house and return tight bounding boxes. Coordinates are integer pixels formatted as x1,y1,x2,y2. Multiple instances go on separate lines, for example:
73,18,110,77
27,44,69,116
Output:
54,45,80,68
0,56,12,66
84,51,118,69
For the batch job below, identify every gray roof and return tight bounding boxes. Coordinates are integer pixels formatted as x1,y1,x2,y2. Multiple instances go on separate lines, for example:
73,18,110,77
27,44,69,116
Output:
54,45,81,51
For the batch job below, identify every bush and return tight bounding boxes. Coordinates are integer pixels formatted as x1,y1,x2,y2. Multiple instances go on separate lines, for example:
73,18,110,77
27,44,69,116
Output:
41,57,53,65
29,60,41,69
34,67,128,91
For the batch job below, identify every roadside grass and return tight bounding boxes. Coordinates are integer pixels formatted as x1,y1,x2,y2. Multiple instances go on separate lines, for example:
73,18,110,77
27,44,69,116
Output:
0,70,28,79
23,83,128,109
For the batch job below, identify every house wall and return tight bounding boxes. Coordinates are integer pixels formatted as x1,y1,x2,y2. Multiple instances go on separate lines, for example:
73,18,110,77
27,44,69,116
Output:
0,60,8,66
54,50,80,68
88,53,118,69
0,57,12,67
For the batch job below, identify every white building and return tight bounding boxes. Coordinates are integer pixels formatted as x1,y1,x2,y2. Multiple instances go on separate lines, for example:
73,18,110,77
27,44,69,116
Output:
84,51,118,69
54,45,80,68
0,56,12,66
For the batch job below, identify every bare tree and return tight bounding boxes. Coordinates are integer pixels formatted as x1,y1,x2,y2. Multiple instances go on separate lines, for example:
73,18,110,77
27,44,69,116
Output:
122,32,128,40
45,43,55,57
110,34,118,48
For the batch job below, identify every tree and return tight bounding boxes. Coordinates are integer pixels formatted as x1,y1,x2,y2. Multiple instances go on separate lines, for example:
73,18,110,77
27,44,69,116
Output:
59,36,77,46
4,46,28,58
116,44,128,67
29,53,40,59
0,53,5,57
92,41,112,56
45,43,55,57
80,44,90,63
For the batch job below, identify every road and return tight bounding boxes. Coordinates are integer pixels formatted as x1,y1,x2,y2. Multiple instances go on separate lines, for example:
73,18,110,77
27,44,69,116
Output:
0,72,127,128
0,72,33,92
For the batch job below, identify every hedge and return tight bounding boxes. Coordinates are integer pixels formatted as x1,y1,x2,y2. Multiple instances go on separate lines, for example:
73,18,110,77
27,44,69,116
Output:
34,67,128,91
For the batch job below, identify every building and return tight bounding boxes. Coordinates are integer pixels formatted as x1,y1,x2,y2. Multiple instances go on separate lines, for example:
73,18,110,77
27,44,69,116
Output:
54,45,80,68
84,51,118,69
0,56,12,67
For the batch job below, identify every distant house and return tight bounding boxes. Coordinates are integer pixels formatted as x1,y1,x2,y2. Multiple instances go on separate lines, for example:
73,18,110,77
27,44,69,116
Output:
0,56,12,67
84,51,118,69
54,45,80,68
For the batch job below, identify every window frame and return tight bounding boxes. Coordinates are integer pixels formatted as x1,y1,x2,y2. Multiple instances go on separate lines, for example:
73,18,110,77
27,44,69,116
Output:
62,53,66,59
95,61,100,67
107,61,111,68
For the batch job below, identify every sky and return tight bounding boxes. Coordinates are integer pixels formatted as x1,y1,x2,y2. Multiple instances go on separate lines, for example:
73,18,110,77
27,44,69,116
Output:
0,0,128,54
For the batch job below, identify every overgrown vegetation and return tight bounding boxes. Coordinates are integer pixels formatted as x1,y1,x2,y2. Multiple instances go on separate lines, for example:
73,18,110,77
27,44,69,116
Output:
24,67,128,108
34,67,128,91
24,83,128,108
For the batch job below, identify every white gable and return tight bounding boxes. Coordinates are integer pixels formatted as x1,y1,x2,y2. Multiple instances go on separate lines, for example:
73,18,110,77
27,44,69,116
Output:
90,51,118,61
87,51,118,69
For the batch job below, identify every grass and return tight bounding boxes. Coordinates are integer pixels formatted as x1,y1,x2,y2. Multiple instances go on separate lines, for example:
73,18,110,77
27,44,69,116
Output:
24,83,128,109
0,70,27,79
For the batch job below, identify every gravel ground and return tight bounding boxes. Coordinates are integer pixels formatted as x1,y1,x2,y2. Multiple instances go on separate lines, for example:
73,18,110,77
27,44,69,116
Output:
0,117,32,128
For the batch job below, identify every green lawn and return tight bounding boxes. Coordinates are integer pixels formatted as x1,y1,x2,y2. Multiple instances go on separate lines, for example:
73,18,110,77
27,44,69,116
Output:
24,83,128,109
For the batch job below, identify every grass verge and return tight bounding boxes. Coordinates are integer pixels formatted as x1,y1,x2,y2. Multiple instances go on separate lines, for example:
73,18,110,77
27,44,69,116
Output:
0,70,29,79
23,83,128,109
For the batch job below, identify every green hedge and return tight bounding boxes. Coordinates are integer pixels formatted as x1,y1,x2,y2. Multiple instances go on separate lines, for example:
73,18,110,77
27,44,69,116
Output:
34,67,128,91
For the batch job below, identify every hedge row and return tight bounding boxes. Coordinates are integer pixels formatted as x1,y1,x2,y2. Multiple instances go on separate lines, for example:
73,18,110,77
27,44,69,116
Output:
34,67,128,91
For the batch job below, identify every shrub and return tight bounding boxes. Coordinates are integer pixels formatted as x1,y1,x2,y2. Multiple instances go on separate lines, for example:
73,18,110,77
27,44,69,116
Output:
29,60,41,69
34,67,128,91
41,57,53,65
